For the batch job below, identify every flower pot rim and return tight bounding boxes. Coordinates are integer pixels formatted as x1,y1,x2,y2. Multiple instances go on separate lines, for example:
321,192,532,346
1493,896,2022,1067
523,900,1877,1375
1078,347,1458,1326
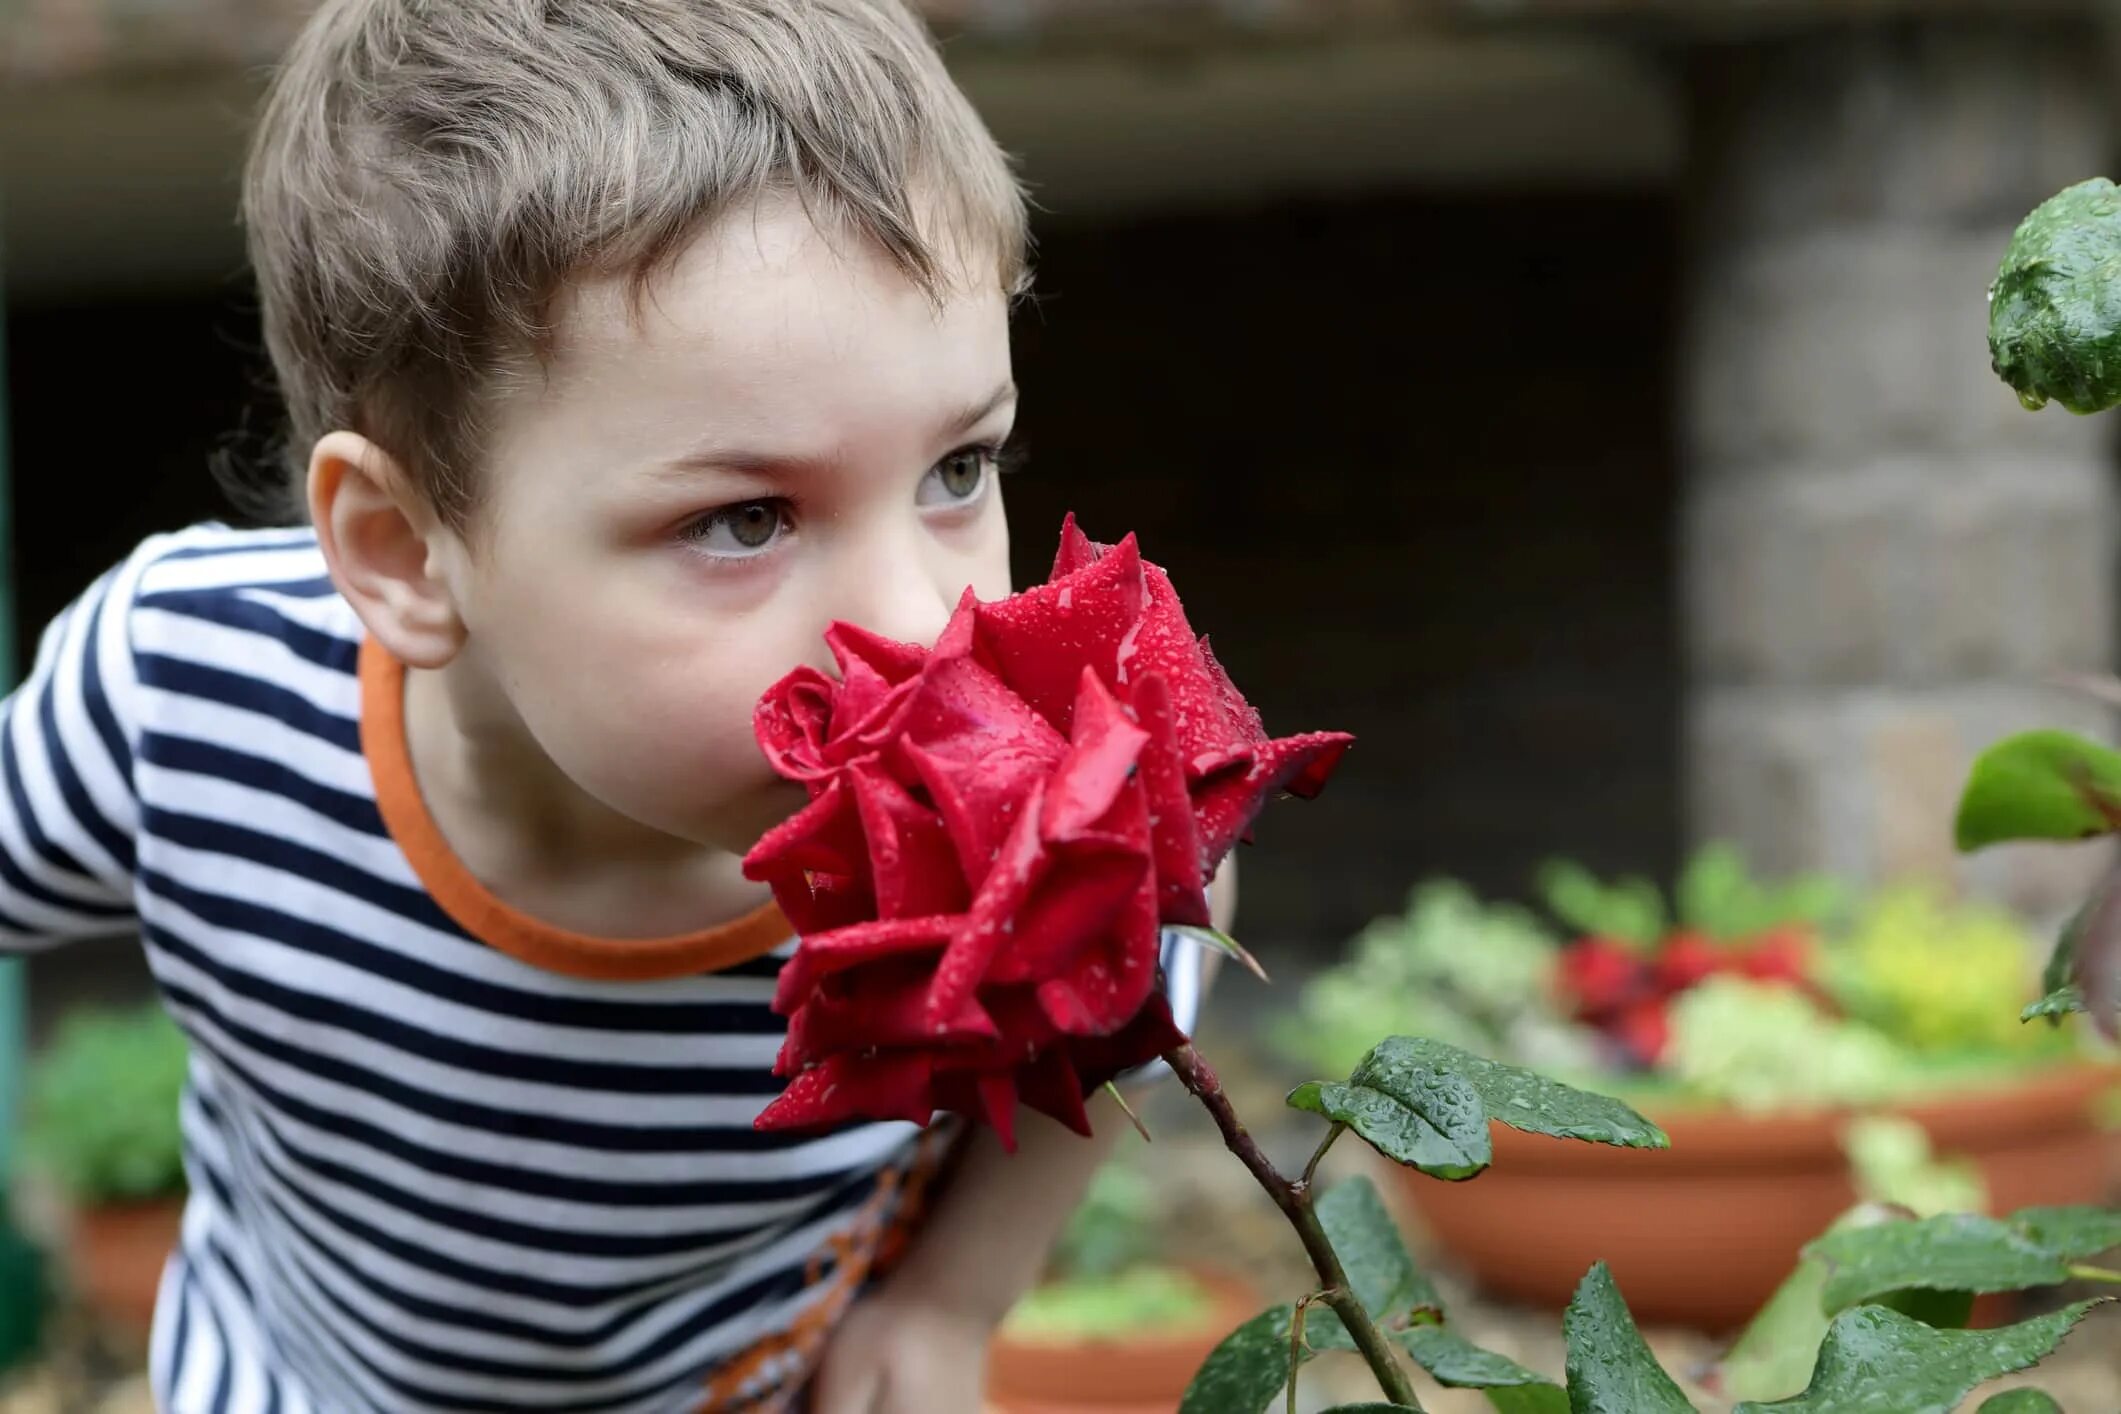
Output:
1486,1058,2119,1174
990,1263,1257,1356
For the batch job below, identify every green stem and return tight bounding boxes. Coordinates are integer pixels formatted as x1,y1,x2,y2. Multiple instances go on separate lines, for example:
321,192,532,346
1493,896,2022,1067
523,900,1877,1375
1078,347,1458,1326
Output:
1300,1122,1345,1192
1289,1292,1331,1414
1163,1044,1424,1412
2067,1263,2121,1284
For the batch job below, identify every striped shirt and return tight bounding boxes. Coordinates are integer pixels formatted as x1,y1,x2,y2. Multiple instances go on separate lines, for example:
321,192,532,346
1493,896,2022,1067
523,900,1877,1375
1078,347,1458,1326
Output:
0,524,1201,1414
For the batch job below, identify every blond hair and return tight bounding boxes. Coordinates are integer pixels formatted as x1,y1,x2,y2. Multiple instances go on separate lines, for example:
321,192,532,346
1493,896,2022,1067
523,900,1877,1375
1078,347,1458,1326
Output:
236,0,1028,528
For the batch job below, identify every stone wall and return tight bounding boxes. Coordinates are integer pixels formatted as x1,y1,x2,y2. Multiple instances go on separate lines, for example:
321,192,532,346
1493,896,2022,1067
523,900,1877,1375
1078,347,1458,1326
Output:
1681,23,2120,916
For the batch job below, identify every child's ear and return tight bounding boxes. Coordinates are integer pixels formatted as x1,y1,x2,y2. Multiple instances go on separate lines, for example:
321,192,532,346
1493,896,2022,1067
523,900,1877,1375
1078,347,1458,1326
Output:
309,431,467,669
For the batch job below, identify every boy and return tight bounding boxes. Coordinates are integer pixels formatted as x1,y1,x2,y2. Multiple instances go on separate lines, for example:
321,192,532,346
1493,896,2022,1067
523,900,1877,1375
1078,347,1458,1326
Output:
1,3,1221,1409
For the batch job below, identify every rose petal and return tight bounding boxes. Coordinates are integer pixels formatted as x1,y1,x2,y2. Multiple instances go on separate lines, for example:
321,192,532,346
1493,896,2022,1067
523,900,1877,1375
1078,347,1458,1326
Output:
753,667,841,782
1014,1046,1094,1138
770,914,958,1013
987,840,1148,987
780,871,879,938
744,776,867,884
898,656,1069,888
1034,858,1161,1035
1051,513,1104,579
922,780,1050,1029
1191,731,1356,865
1132,672,1209,926
1040,670,1149,842
1067,993,1189,1091
753,1051,936,1133
779,970,997,1072
974,534,1148,734
976,1072,1020,1153
825,620,929,688
849,765,967,919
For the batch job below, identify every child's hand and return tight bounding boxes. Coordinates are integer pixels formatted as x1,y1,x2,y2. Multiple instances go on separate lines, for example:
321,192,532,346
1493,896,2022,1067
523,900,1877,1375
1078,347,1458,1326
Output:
807,1293,992,1414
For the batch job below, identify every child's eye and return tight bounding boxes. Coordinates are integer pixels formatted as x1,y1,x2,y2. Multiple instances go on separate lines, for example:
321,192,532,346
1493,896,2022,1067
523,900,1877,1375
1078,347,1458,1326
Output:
681,499,791,557
917,447,994,507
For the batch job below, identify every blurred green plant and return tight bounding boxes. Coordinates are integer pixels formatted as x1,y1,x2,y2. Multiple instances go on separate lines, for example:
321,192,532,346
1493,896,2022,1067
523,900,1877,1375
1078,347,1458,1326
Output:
1000,1151,1221,1342
1270,881,1601,1080
1824,887,2076,1060
1663,977,1916,1114
1843,1115,1988,1219
20,1005,188,1205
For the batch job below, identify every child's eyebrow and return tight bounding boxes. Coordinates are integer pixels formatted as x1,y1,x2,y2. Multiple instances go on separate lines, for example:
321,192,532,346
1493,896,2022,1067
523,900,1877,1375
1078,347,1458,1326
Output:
652,380,1020,481
945,380,1019,439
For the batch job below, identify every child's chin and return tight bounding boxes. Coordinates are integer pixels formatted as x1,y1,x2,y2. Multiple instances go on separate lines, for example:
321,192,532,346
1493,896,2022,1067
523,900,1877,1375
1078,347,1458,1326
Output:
718,779,813,853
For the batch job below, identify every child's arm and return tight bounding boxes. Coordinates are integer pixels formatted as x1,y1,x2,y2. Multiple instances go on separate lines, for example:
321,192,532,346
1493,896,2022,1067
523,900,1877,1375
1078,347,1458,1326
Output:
0,550,152,952
809,860,1235,1413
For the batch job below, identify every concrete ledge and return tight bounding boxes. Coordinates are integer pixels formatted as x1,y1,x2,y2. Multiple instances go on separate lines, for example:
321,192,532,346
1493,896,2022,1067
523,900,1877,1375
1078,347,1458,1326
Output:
2,32,1678,299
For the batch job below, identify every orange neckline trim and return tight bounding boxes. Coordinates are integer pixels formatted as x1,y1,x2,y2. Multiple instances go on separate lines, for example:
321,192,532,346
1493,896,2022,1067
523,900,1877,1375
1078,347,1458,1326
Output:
359,636,790,982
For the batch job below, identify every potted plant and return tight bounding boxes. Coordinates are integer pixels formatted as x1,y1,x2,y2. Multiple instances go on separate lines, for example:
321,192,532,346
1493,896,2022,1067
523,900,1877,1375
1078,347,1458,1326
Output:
19,1004,189,1347
1279,847,2118,1329
986,1153,1261,1413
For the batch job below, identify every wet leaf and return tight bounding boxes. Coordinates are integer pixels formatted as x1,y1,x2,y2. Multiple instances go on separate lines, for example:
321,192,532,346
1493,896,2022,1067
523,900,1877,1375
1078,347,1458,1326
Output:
1731,1302,2103,1413
1810,1208,2121,1312
1367,1037,1667,1150
1179,1304,1295,1414
1562,1263,1697,1414
1306,1177,1440,1353
1287,1072,1489,1180
1954,731,2121,850
1988,177,2121,415
1397,1327,1567,1413
1976,1391,2065,1413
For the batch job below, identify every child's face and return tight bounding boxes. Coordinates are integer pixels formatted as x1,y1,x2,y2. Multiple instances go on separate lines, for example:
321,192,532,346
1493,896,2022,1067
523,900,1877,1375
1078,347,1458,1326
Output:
446,195,1016,854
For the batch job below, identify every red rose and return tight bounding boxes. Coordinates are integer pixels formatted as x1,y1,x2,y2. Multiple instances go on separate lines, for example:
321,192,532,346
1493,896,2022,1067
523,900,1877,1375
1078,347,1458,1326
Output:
1557,936,1648,1019
743,519,1352,1149
1611,996,1673,1067
1650,930,1723,994
1732,927,1815,986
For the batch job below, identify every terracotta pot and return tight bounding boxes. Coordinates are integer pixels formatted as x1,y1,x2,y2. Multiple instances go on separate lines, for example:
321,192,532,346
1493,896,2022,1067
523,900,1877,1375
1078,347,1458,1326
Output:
68,1194,185,1347
985,1267,1259,1414
1394,1062,2121,1333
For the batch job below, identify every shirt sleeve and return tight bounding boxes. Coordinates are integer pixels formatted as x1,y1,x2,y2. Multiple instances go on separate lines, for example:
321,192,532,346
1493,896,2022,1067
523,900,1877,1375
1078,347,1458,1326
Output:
0,549,150,949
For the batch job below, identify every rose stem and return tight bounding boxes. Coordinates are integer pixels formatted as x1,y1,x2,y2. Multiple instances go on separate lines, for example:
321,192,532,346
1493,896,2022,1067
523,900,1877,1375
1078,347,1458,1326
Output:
1163,1043,1425,1411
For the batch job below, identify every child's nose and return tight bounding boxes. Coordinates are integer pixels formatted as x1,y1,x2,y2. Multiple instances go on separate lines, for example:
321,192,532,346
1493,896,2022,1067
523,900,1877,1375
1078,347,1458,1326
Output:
838,538,961,651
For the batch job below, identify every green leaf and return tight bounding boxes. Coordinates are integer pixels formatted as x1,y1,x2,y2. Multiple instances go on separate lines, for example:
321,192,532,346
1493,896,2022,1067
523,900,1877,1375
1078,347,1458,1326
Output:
1179,1304,1295,1414
2046,908,2085,999
1989,177,2121,414
1674,843,1845,939
1536,860,1666,947
2022,908,2092,1026
1488,1389,1574,1414
1562,1263,1697,1414
1169,924,1270,983
1361,1037,1668,1151
1306,1178,1442,1353
1732,1302,2104,1413
1877,1288,1978,1328
1977,1392,2066,1413
1397,1328,1567,1413
1954,730,2121,850
2010,1205,2121,1256
1810,1208,2121,1312
1317,1177,1441,1317
1715,1233,1846,1402
2023,985,2087,1023
1315,1406,1422,1413
1287,1072,1491,1180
